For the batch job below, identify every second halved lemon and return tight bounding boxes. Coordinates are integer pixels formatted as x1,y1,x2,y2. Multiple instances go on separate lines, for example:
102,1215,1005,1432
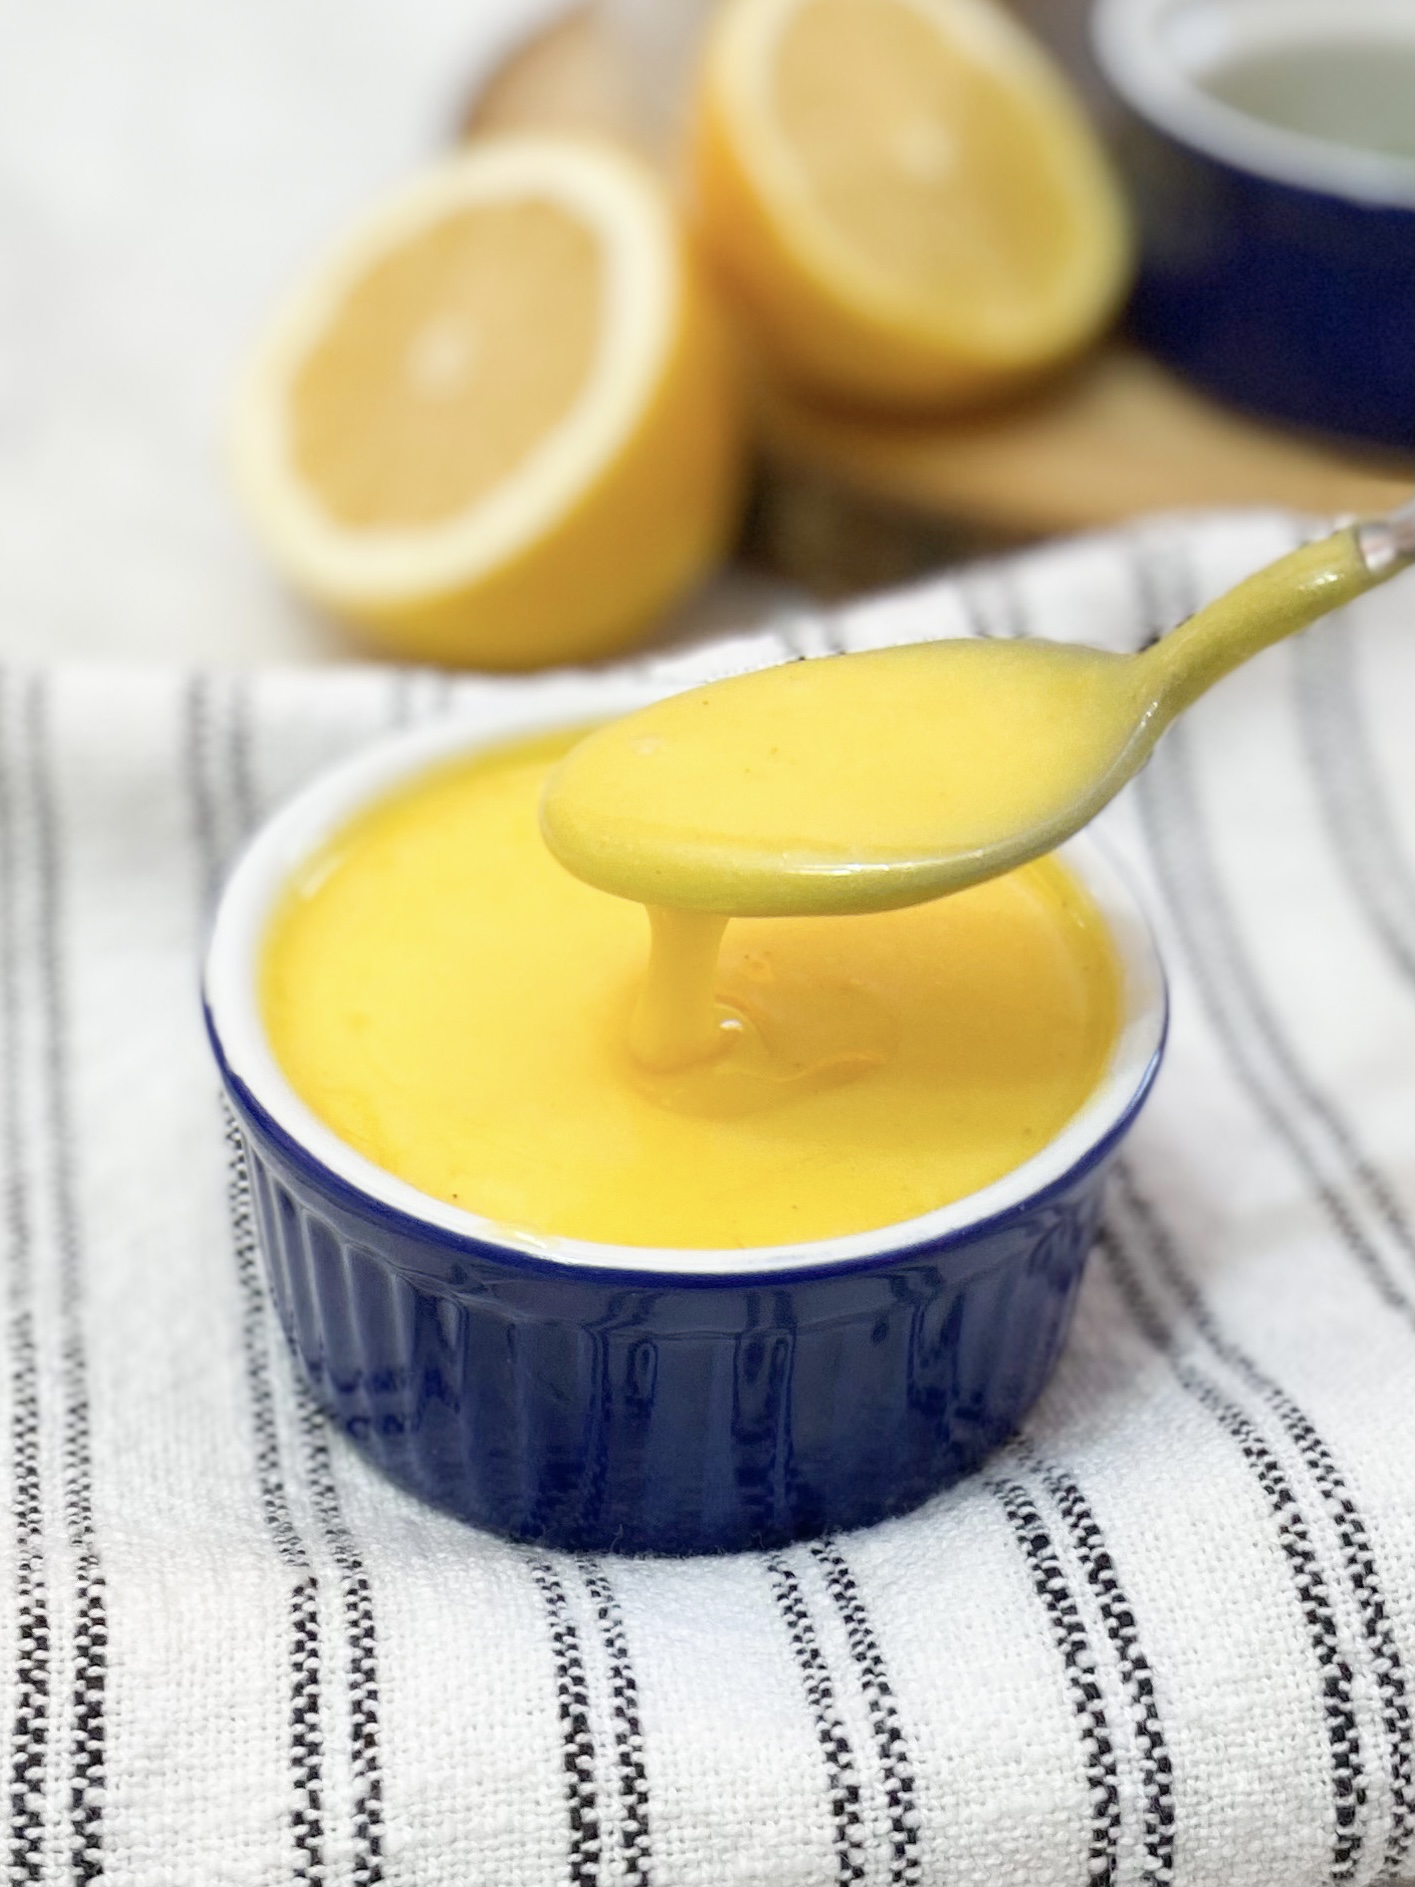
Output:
692,0,1132,409
232,137,746,669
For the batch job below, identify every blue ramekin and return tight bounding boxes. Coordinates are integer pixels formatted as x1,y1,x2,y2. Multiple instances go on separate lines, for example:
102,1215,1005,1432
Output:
1093,0,1415,449
203,688,1167,1556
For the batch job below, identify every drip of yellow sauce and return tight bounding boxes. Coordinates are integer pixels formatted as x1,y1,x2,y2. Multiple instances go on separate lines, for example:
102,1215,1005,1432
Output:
262,732,1120,1249
628,906,729,1071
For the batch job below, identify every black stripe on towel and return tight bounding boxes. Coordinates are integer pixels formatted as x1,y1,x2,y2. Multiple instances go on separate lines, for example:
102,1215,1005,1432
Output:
529,1559,601,1887
184,675,226,920
383,667,459,737
1295,615,1415,993
809,1540,922,1886
0,673,50,1883
1130,550,1415,1327
385,670,417,734
27,677,108,1882
226,673,260,838
956,565,1030,644
780,613,845,662
223,673,388,1887
187,677,326,1880
1112,1161,1415,1881
224,1112,326,1879
1140,722,1415,1326
990,1478,1121,1887
578,1560,651,1887
766,1554,865,1886
1098,1225,1367,1882
1017,1448,1175,1887
297,1397,386,1886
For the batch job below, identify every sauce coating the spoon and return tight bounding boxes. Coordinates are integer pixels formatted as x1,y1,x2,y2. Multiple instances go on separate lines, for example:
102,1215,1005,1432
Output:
548,640,1149,1067
542,528,1391,927
542,638,1155,919
544,520,1401,1071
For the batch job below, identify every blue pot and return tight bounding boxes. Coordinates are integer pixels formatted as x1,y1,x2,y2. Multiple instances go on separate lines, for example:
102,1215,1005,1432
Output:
1093,0,1415,450
203,700,1167,1556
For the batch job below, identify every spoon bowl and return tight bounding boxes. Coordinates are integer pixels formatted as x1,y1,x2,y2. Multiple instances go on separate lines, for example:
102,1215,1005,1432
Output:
542,505,1413,917
543,637,1158,915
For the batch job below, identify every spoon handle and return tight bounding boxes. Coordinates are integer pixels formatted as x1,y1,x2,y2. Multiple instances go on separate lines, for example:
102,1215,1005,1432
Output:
1146,498,1415,718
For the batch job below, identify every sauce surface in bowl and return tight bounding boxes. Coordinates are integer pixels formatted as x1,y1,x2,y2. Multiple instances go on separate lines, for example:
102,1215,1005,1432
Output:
261,731,1120,1249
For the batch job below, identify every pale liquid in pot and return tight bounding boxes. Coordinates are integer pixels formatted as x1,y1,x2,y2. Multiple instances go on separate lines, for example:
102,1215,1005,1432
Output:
1198,39,1415,161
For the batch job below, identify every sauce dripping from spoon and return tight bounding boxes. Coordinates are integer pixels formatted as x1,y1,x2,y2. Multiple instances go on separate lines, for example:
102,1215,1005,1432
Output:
542,507,1414,1069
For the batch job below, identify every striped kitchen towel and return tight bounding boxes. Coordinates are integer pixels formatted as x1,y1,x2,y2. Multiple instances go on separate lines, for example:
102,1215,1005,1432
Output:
0,506,1412,1887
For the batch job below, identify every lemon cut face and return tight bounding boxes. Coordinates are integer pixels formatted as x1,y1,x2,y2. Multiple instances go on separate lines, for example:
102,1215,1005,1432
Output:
693,0,1132,407
288,199,603,532
233,138,745,669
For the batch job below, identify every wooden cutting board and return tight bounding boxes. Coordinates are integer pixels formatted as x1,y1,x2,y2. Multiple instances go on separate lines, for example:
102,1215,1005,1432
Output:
466,5,1412,586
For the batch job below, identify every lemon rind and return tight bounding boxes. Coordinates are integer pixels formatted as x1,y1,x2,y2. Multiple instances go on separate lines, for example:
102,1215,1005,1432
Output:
705,0,1131,372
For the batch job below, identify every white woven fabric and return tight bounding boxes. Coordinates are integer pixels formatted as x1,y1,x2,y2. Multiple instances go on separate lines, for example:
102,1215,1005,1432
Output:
1,508,1412,1887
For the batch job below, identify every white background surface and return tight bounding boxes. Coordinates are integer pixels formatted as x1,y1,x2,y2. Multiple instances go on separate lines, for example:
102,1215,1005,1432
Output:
0,0,576,667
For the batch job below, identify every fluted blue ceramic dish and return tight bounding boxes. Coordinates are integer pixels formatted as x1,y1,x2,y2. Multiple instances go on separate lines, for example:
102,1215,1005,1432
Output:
1093,0,1415,449
203,688,1167,1556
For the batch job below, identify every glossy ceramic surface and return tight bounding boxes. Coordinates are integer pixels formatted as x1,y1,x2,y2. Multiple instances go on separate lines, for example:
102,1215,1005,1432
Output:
204,698,1167,1555
1093,0,1415,449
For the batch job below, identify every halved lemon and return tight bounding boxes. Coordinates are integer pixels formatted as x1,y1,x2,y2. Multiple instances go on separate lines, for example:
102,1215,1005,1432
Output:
691,0,1132,409
232,137,746,669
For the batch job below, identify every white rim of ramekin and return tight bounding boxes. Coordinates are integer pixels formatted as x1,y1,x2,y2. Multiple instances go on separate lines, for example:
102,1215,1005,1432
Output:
203,681,1167,1280
1092,0,1415,208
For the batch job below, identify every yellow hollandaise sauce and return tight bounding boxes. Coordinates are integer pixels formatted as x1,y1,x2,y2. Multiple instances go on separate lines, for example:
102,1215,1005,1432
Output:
261,730,1121,1250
